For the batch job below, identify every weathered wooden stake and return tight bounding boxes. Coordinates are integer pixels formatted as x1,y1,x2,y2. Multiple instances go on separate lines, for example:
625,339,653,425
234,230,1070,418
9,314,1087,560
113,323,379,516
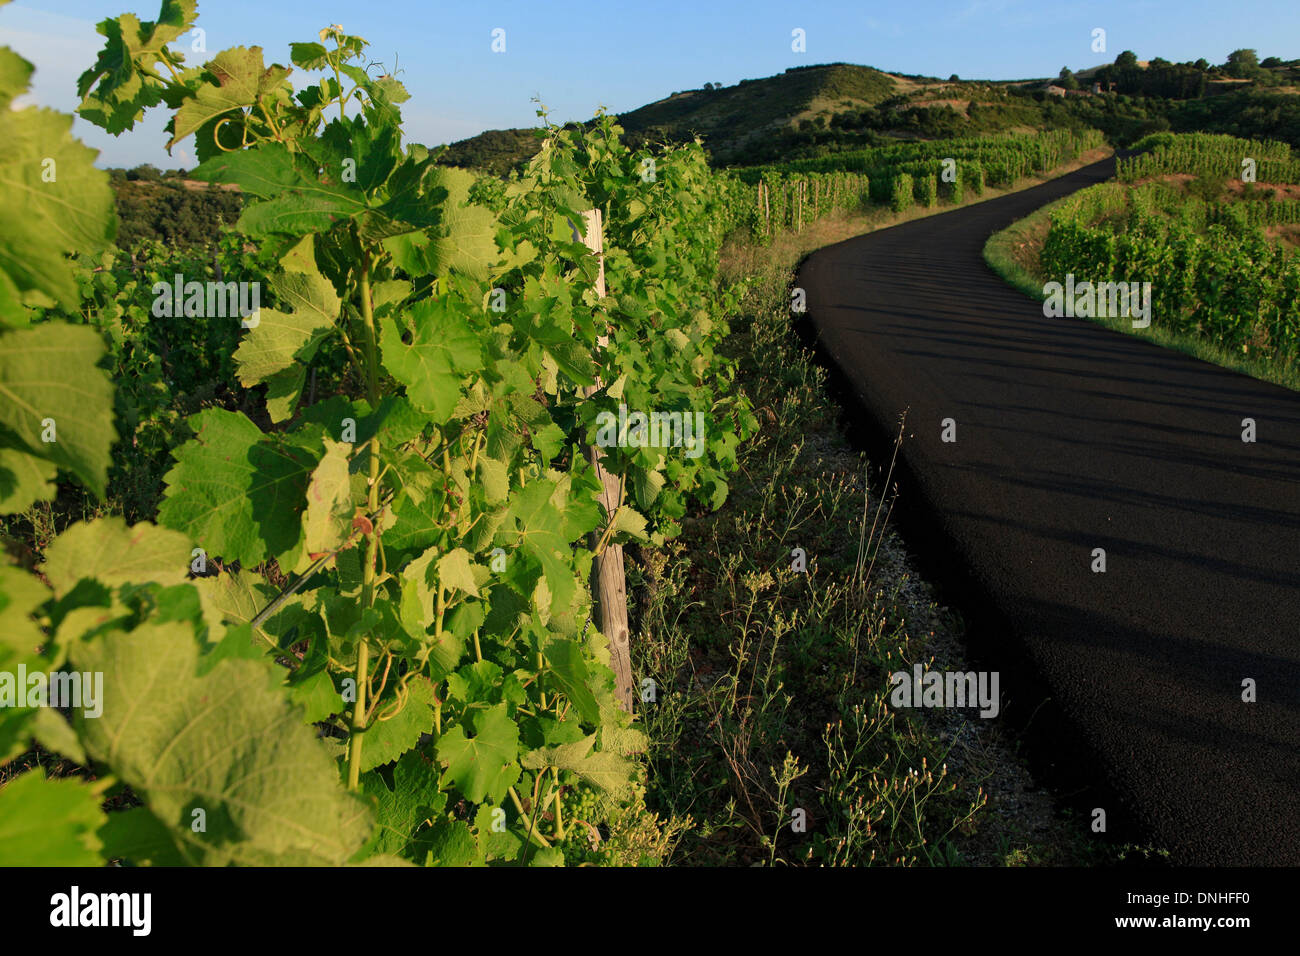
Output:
575,209,634,714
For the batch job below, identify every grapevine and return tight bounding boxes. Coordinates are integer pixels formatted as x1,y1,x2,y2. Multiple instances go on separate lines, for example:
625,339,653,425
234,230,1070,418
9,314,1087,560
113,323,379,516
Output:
0,1,755,867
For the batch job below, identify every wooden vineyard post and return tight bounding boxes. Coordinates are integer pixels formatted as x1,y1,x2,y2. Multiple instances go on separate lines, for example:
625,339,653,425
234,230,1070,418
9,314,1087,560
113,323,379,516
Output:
575,209,635,714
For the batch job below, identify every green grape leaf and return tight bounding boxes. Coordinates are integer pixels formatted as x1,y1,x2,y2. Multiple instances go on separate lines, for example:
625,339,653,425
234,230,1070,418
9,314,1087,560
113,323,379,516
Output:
596,723,649,757
41,517,192,598
632,466,665,508
0,324,116,497
0,770,105,866
477,455,509,505
422,818,478,867
234,271,339,387
527,846,565,867
445,660,505,705
158,409,317,566
0,710,34,764
360,750,446,860
435,703,520,804
544,639,601,725
0,48,34,111
398,545,438,630
197,620,268,675
98,806,188,866
0,90,116,321
0,564,45,757
420,168,501,280
289,42,328,70
300,438,353,563
379,297,482,421
358,676,436,773
76,0,199,134
608,504,649,542
193,568,304,647
521,734,636,797
437,548,480,598
532,423,567,462
192,141,365,236
502,479,579,614
383,492,442,553
474,803,523,863
664,328,691,352
264,364,307,423
288,668,340,724
30,708,86,765
0,447,56,514
170,46,290,149
73,620,371,866
320,115,402,196
0,564,53,659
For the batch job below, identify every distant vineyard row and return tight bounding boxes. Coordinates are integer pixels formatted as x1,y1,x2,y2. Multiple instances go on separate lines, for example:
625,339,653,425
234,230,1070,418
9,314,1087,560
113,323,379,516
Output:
1118,131,1300,184
1042,134,1300,363
719,129,1106,240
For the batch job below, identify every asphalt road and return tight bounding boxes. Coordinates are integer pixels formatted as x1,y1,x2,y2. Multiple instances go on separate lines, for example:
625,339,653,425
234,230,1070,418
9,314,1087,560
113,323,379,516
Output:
798,156,1300,865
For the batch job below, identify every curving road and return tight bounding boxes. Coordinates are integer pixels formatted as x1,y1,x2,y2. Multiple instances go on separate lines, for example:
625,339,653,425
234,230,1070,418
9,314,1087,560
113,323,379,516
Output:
798,156,1300,866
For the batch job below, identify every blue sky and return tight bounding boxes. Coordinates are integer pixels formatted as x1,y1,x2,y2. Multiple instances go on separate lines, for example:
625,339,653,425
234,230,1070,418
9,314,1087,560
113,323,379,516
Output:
2,0,1297,168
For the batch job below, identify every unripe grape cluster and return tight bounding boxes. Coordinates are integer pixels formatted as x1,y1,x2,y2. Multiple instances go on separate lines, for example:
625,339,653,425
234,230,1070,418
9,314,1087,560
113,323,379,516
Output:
558,786,609,865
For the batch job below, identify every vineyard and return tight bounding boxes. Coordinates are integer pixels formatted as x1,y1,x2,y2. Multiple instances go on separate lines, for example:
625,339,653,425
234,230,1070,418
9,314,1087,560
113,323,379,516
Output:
1035,134,1300,367
723,129,1105,241
0,1,1137,870
1117,131,1300,184
0,4,767,866
727,170,873,241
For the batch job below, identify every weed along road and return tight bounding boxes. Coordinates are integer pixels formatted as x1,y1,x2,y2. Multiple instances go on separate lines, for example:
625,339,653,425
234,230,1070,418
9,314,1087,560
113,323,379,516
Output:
798,156,1300,866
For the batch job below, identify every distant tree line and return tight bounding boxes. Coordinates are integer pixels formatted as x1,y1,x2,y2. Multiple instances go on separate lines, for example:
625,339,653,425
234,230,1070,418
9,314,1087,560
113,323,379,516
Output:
107,165,243,250
1086,49,1293,99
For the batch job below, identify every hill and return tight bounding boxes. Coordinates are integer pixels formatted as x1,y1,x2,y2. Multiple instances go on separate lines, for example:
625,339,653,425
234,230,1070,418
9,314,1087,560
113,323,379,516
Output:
615,62,901,163
440,63,907,173
439,56,1300,175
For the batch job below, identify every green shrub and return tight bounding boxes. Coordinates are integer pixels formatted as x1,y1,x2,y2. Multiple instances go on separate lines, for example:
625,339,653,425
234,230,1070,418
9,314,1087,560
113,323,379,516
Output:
914,173,938,208
891,172,914,212
939,167,963,204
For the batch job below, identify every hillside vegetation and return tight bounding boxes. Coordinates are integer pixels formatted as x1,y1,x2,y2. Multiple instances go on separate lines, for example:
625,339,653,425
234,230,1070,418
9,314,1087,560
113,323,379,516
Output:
617,63,899,163
107,167,242,249
439,56,1300,175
